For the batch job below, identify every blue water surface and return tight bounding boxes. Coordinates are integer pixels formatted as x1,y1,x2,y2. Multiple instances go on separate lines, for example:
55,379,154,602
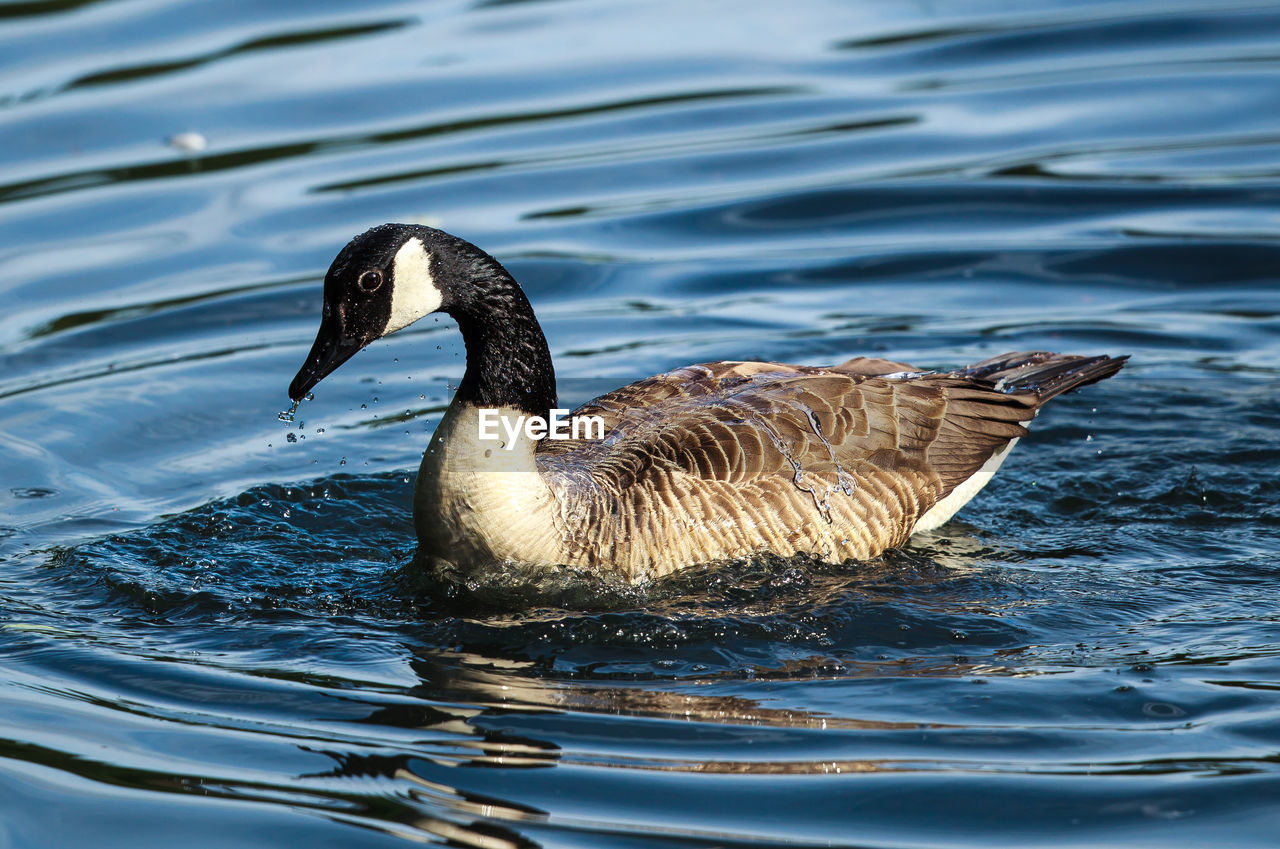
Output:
1,0,1279,846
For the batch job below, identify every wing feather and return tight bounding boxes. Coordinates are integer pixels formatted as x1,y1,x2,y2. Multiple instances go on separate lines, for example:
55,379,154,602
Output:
533,354,1112,578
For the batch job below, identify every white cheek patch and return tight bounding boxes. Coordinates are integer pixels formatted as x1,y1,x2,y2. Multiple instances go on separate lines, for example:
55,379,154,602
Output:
385,236,443,334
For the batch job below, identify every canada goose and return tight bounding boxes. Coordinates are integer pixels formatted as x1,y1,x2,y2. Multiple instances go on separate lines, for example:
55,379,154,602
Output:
289,224,1125,583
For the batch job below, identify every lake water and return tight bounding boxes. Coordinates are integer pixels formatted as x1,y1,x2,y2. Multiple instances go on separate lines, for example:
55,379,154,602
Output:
2,0,1279,846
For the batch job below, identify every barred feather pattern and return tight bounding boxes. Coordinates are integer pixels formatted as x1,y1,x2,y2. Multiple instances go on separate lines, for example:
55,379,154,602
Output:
533,353,1123,582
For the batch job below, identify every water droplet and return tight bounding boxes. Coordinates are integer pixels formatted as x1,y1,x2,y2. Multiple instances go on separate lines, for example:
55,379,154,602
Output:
286,433,297,443
339,457,347,466
167,131,207,152
360,404,367,410
277,398,301,423
316,427,324,434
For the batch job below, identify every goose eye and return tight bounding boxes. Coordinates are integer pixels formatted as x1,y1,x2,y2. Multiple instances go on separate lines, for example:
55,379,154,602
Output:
357,270,384,292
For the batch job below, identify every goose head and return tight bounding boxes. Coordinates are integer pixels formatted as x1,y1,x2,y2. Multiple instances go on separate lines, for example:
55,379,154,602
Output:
291,223,556,419
289,224,453,402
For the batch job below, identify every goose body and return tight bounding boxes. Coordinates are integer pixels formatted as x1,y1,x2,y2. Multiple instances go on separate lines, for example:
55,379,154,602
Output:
290,225,1125,583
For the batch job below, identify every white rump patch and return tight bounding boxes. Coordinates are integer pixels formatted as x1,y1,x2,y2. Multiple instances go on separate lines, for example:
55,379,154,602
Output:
911,438,1020,535
385,237,442,334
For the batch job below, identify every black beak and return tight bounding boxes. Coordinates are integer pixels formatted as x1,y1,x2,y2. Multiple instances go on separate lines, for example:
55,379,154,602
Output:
289,311,365,402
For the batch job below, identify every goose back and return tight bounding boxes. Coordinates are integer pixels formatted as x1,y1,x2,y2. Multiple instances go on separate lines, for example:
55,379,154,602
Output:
533,355,1096,582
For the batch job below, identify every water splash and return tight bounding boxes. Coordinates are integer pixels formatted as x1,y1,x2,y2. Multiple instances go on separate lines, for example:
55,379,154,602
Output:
276,392,313,424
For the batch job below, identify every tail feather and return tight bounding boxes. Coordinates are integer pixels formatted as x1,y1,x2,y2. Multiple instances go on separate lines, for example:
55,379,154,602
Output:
913,349,1126,518
958,351,1127,402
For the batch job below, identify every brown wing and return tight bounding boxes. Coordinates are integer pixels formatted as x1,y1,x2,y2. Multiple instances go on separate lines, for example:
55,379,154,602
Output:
540,360,1036,488
538,355,945,452
535,360,1044,579
832,356,919,376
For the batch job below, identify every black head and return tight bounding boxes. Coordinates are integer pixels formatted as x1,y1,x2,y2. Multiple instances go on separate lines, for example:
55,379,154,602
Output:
289,223,556,417
289,223,451,401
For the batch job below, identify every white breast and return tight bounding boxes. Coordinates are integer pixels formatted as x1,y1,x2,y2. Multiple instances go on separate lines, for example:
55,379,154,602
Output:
415,403,565,569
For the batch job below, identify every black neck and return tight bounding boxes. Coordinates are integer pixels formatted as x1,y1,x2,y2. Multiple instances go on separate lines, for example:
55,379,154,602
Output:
447,253,557,419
